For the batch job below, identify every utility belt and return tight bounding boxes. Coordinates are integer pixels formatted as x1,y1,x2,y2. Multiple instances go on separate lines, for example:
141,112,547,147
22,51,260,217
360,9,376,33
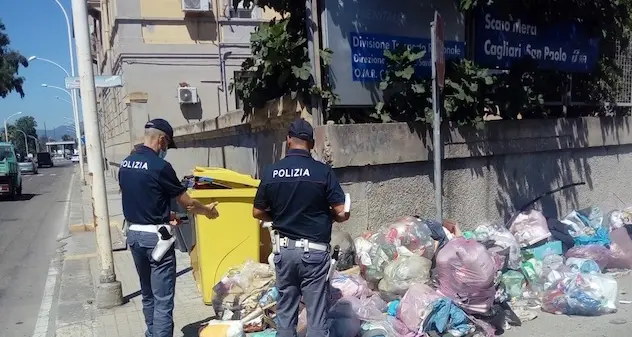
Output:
267,227,340,281
270,230,329,254
127,223,175,262
128,223,171,233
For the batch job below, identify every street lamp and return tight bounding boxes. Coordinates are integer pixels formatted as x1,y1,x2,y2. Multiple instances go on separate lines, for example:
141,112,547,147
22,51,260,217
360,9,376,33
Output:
42,83,85,173
27,135,40,153
30,54,85,183
14,129,29,154
55,96,72,105
27,56,70,77
50,0,85,184
42,84,72,98
4,112,23,142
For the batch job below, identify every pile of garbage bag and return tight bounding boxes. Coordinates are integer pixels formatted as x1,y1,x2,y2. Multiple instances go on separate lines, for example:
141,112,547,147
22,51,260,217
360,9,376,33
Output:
201,206,632,337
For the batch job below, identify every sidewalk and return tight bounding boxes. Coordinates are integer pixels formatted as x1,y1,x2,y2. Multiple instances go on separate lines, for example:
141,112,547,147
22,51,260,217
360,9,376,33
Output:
53,169,213,337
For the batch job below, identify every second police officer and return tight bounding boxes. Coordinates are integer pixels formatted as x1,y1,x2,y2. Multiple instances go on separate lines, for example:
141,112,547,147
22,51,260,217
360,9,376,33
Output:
252,119,350,337
119,118,220,337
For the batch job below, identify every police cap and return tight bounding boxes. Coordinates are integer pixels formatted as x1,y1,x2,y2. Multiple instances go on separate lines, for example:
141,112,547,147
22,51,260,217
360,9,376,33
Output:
288,119,314,142
145,118,177,148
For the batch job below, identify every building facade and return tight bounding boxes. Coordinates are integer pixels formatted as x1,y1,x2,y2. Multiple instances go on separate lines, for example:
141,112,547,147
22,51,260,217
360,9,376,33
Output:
87,0,277,172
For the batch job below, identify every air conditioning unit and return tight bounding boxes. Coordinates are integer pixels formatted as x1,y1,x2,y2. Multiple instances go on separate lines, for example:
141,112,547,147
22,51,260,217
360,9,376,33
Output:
181,0,211,12
178,87,199,104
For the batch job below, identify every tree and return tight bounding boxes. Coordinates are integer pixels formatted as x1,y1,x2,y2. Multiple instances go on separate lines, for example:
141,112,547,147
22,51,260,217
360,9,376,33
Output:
9,116,38,157
61,134,74,141
0,20,28,98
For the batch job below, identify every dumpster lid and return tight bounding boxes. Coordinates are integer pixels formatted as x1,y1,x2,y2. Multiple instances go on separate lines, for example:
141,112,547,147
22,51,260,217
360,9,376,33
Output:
192,167,260,188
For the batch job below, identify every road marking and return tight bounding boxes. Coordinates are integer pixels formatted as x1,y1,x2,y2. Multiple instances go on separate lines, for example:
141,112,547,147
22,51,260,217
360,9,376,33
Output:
37,174,44,177
31,172,75,337
49,174,57,176
31,264,59,337
28,178,32,181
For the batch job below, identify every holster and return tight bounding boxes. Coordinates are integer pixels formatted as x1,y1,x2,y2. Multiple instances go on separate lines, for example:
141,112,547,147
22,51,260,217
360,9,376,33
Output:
270,230,280,254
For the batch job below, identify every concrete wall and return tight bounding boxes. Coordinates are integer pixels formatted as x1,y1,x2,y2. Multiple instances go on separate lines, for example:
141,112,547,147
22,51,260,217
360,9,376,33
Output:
140,112,632,239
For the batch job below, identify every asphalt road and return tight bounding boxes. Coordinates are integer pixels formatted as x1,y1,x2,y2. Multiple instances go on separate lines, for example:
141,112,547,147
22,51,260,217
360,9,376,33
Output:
0,161,75,337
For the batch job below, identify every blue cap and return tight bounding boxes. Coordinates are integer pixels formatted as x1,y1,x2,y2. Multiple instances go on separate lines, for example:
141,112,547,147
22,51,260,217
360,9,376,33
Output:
288,119,314,142
145,119,176,148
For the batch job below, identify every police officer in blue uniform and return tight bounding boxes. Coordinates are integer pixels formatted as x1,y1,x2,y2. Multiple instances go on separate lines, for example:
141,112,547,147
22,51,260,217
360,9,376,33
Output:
119,119,219,337
253,119,350,337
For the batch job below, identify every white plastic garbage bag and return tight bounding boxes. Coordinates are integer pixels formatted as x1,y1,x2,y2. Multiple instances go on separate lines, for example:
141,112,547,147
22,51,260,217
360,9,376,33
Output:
378,255,432,300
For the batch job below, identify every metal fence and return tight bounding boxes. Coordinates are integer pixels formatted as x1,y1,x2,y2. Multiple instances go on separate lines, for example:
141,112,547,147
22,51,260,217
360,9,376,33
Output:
542,42,632,109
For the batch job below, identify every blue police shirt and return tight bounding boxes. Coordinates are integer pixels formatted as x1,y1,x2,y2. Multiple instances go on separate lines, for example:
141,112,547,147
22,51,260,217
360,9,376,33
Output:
119,145,186,225
253,149,345,243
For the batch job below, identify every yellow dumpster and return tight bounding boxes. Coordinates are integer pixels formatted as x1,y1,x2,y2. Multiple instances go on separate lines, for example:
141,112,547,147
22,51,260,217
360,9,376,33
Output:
187,167,272,305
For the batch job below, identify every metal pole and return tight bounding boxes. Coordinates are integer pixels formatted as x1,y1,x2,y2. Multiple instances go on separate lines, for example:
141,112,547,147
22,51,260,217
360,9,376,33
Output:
431,21,442,222
71,0,123,308
28,135,40,153
53,0,86,184
3,120,7,142
16,130,28,154
305,0,323,126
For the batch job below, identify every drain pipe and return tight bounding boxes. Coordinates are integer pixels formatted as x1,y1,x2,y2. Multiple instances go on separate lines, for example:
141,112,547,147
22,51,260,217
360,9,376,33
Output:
221,51,232,113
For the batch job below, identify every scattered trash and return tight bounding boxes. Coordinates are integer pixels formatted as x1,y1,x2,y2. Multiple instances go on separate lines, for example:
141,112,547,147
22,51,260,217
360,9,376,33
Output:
199,320,245,337
541,273,618,316
209,202,632,337
331,231,356,271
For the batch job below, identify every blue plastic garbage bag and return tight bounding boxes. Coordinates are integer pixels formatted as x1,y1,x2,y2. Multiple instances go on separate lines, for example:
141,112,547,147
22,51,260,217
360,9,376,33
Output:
422,298,471,336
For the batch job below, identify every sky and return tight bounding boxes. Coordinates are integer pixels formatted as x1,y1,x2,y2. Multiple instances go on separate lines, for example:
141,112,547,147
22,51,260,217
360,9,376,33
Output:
1,0,79,135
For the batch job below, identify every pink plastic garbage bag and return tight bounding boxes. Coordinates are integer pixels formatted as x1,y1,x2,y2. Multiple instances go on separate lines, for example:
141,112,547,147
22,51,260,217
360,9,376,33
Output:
331,273,372,299
343,295,387,321
397,283,441,332
607,227,632,269
565,245,612,271
435,238,498,314
508,210,551,247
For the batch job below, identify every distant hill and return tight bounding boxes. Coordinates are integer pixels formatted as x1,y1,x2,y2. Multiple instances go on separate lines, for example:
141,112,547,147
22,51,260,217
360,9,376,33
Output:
36,124,84,141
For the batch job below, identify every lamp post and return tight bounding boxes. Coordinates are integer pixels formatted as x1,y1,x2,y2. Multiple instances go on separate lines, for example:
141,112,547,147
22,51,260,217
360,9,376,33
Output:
50,0,84,183
4,112,23,142
28,135,40,153
42,83,86,178
14,129,29,154
55,96,72,105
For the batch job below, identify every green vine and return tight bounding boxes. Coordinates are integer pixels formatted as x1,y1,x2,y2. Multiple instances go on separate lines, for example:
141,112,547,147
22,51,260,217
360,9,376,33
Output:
375,46,543,126
231,0,632,125
229,1,337,119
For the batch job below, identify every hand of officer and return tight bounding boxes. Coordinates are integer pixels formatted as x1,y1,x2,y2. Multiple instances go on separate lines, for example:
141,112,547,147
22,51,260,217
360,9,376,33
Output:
204,201,220,219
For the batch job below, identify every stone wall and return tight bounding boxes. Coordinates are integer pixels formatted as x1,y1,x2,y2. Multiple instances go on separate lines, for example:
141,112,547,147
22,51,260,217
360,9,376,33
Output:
108,102,632,238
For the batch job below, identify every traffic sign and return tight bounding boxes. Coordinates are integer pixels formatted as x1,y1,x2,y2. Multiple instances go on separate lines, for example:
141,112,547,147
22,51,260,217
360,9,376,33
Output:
65,75,123,90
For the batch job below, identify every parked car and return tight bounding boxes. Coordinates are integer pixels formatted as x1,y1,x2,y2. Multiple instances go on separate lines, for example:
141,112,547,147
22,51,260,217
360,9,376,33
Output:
0,142,23,198
71,154,80,163
18,158,38,174
36,152,54,168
